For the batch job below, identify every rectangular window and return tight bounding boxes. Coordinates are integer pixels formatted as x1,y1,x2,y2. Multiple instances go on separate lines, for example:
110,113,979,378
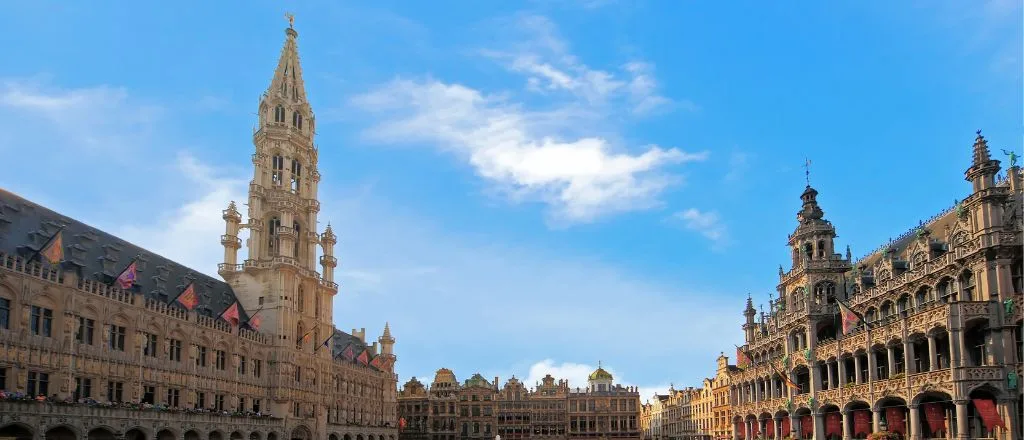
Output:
215,350,226,370
239,397,246,412
295,366,302,383
169,339,182,362
293,402,301,417
142,385,155,404
166,388,180,407
215,394,225,411
74,377,92,401
109,325,126,351
27,371,49,396
0,367,6,390
196,346,207,367
0,298,9,329
107,381,123,402
238,356,247,375
196,391,206,409
30,306,53,337
253,359,262,378
76,317,95,345
253,399,262,413
143,333,158,357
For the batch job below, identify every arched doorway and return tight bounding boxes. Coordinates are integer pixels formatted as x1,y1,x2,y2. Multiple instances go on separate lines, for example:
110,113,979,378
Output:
915,392,953,439
209,431,225,440
793,408,813,440
184,431,200,440
819,404,841,439
290,426,311,440
343,435,352,440
875,396,908,437
88,428,117,440
157,430,176,440
844,401,871,439
125,428,147,440
0,424,34,440
329,434,339,440
773,411,791,439
230,432,243,440
967,387,1005,438
46,426,78,440
249,432,262,440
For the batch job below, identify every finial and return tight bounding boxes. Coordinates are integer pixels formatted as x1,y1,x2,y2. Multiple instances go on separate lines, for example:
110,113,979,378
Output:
285,12,295,29
598,360,602,368
804,158,812,186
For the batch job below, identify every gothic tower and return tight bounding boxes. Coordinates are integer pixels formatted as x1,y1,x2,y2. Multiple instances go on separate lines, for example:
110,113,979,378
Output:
219,19,339,421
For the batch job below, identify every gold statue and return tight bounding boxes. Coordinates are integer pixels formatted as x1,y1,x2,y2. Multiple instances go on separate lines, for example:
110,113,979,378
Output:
285,12,295,29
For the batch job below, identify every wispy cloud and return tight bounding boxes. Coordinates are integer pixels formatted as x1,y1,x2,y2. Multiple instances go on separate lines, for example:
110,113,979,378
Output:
672,208,729,249
724,151,751,183
351,15,707,224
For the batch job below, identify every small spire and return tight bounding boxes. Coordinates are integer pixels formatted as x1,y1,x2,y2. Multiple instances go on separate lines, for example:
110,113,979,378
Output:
973,129,992,165
845,245,851,260
803,158,812,186
383,321,391,337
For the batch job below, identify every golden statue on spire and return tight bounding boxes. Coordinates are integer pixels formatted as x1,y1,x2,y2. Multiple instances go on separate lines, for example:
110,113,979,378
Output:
285,12,295,29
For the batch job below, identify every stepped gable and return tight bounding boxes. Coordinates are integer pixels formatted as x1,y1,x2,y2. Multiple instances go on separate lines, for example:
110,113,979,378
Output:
0,188,250,323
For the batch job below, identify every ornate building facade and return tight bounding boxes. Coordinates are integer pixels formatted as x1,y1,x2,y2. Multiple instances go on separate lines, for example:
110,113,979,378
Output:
0,21,398,440
398,367,640,440
729,133,1023,440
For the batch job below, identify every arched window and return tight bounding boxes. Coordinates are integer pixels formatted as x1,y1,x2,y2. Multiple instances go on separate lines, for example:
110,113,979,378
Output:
817,240,826,259
274,105,285,123
272,155,284,186
803,243,813,259
959,270,975,301
814,281,836,305
897,294,909,314
292,111,303,129
268,217,281,256
291,160,302,193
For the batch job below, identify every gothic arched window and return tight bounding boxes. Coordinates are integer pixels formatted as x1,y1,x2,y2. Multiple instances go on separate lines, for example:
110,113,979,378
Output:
268,217,281,256
274,105,285,123
817,240,826,259
272,155,284,186
292,111,303,129
291,160,302,193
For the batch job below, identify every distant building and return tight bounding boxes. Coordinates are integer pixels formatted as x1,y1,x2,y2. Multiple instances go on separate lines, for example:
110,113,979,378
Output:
398,365,641,440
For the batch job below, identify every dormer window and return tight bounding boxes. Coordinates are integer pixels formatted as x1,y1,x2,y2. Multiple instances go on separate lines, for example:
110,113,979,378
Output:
272,155,284,186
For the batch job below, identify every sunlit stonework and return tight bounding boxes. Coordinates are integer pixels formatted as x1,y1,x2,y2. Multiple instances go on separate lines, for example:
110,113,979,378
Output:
0,21,399,440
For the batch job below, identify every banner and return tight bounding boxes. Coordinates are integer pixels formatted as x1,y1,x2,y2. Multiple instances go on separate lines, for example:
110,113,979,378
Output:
736,346,750,368
972,398,1006,430
765,419,775,439
735,421,745,440
825,412,842,437
923,402,946,433
853,410,872,437
751,420,759,438
780,417,791,437
800,415,813,437
885,407,907,434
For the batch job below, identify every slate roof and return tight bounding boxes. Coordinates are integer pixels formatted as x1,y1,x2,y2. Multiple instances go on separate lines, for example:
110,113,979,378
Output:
0,189,249,323
330,328,373,360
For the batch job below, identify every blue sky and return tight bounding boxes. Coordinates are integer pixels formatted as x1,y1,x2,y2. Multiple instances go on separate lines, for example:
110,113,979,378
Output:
0,0,1020,398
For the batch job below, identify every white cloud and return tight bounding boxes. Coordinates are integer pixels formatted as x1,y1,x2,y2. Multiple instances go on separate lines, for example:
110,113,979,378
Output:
353,78,707,223
724,151,751,183
674,208,728,248
521,360,672,399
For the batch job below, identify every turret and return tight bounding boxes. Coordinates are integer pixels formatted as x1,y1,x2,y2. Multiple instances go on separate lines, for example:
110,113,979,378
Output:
320,223,338,285
965,130,1000,192
220,201,242,271
742,294,756,342
379,322,394,356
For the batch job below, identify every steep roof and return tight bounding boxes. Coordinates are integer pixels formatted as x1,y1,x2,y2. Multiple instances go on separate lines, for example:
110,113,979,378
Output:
0,189,249,323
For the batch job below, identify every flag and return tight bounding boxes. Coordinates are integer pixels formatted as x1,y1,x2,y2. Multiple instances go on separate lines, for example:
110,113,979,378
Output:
248,314,262,331
314,334,333,352
837,299,864,335
220,302,240,326
114,260,138,289
341,344,356,361
174,282,199,311
357,349,370,365
39,230,64,265
736,347,750,368
301,329,314,344
399,418,407,430
370,355,383,369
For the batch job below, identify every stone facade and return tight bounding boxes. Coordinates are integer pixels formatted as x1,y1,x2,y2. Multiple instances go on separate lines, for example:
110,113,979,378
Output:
641,388,703,440
0,22,398,440
398,367,640,440
729,133,1024,439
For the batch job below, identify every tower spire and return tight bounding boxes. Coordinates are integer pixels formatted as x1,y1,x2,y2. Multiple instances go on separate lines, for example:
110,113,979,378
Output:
266,14,309,107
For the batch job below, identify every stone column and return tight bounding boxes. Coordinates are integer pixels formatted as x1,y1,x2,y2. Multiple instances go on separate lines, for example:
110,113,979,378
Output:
952,328,967,367
731,422,739,440
789,414,799,440
905,340,917,374
838,359,847,386
774,416,783,440
854,356,862,384
872,407,882,433
927,335,938,370
745,419,751,440
867,350,878,381
841,410,852,440
954,400,969,440
758,419,766,440
887,346,897,378
826,363,835,390
998,398,1018,440
813,411,825,440
908,404,921,440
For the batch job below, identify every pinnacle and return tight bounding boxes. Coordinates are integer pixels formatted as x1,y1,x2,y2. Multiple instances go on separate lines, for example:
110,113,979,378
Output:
972,129,992,165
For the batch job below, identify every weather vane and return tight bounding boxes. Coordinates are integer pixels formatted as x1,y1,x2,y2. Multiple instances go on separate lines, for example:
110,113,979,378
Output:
285,12,295,29
804,158,812,186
